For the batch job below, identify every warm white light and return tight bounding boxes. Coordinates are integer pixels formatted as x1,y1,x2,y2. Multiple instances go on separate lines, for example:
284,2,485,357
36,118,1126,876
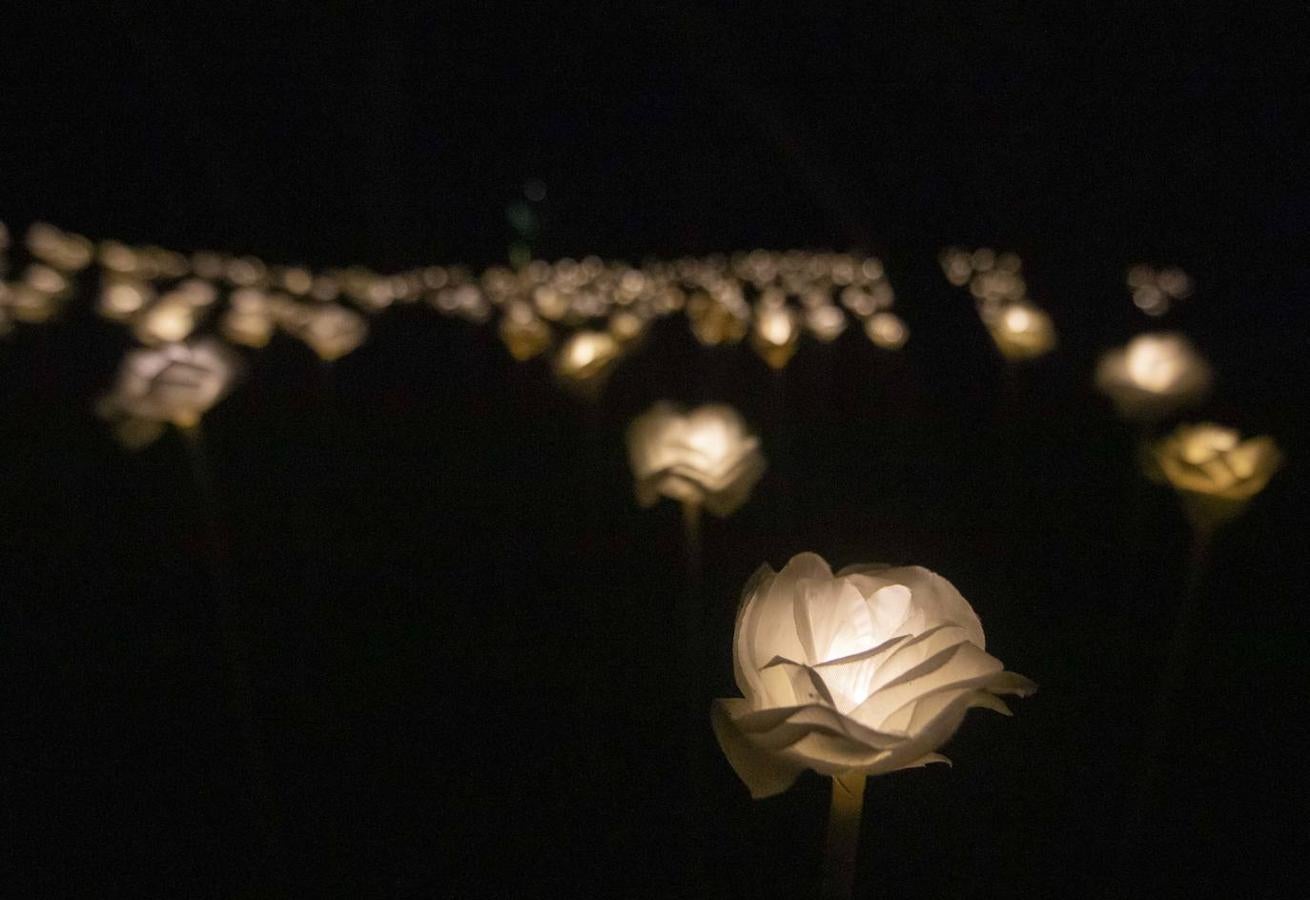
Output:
985,302,1056,361
627,402,766,517
554,330,620,390
1150,422,1282,527
712,553,1035,799
1096,332,1212,420
751,305,800,369
279,302,369,361
99,339,239,444
865,312,908,349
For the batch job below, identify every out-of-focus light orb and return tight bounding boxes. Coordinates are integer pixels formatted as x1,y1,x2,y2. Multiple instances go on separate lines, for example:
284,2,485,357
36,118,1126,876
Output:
283,302,370,361
1151,422,1282,512
806,304,847,342
498,303,553,361
711,552,1035,798
99,339,239,443
608,309,647,345
1096,332,1212,420
627,401,766,517
133,296,199,345
985,302,1057,361
554,330,620,392
687,293,748,346
26,222,94,271
751,304,800,369
865,311,908,350
221,289,275,348
98,278,155,321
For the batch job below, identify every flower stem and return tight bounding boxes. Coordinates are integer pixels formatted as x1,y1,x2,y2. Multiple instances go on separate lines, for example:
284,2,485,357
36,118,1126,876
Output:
681,500,702,592
180,425,288,889
822,772,867,900
1115,526,1211,886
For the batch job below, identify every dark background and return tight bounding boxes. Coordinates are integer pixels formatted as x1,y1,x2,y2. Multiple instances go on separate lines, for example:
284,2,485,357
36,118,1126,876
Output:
3,2,1308,897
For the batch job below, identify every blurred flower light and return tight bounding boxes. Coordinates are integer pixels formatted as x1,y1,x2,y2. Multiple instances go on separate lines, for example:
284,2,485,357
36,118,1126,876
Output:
1096,332,1212,420
865,311,908,349
627,401,766,517
751,304,800,369
1149,422,1282,530
99,339,239,447
985,302,1057,361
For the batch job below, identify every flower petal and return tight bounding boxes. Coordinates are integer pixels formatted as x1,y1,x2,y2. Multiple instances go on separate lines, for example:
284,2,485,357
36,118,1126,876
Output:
710,699,805,799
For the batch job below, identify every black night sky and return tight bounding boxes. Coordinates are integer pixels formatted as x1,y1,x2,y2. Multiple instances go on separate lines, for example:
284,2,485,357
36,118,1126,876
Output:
2,3,1308,898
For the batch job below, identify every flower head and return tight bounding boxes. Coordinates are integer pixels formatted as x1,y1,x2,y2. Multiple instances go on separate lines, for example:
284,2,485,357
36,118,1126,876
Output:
1096,332,1212,420
713,553,1034,798
984,303,1056,361
627,402,766,517
99,339,239,446
1149,423,1282,530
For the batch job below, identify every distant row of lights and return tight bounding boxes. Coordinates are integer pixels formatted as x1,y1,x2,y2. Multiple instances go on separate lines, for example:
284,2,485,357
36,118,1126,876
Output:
2,221,1214,448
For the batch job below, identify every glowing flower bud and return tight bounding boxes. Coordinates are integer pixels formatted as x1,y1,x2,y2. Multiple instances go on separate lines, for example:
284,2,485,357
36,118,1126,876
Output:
99,339,239,443
1095,332,1212,420
499,303,553,361
281,302,369,361
864,311,908,350
713,553,1035,798
627,402,766,517
984,302,1057,361
1149,423,1282,530
751,304,800,369
805,304,847,343
554,330,620,394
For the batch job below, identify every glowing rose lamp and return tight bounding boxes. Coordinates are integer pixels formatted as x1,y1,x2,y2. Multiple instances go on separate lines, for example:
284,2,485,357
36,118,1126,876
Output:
627,402,766,543
864,311,908,350
751,304,801,370
98,339,239,449
499,302,553,361
553,330,620,398
1117,422,1281,881
283,302,370,362
984,302,1057,361
1149,422,1282,535
1095,332,1212,421
713,553,1035,899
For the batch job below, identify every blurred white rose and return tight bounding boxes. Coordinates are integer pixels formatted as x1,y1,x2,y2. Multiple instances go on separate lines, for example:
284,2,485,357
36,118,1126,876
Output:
713,553,1035,798
99,339,239,446
1095,332,1212,420
627,402,765,517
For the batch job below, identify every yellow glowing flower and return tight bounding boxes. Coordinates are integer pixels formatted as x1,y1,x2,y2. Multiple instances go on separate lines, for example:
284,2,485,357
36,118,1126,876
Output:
1150,423,1282,529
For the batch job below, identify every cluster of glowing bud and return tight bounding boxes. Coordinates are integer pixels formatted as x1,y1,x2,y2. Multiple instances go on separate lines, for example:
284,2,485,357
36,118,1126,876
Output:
1127,264,1192,317
940,247,1057,362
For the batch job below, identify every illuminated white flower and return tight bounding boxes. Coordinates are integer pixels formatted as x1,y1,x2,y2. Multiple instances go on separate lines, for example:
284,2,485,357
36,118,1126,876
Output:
99,339,238,445
280,302,369,361
984,303,1057,361
627,402,765,517
751,305,800,369
554,330,620,391
713,553,1035,798
1096,332,1211,420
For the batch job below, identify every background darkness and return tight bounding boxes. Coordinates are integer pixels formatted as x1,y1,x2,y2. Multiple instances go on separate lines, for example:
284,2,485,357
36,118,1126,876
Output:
3,2,1308,897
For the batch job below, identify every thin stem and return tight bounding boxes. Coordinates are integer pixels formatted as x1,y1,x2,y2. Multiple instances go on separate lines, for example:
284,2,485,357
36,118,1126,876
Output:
681,500,702,593
1115,526,1211,885
822,772,867,900
180,424,287,889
